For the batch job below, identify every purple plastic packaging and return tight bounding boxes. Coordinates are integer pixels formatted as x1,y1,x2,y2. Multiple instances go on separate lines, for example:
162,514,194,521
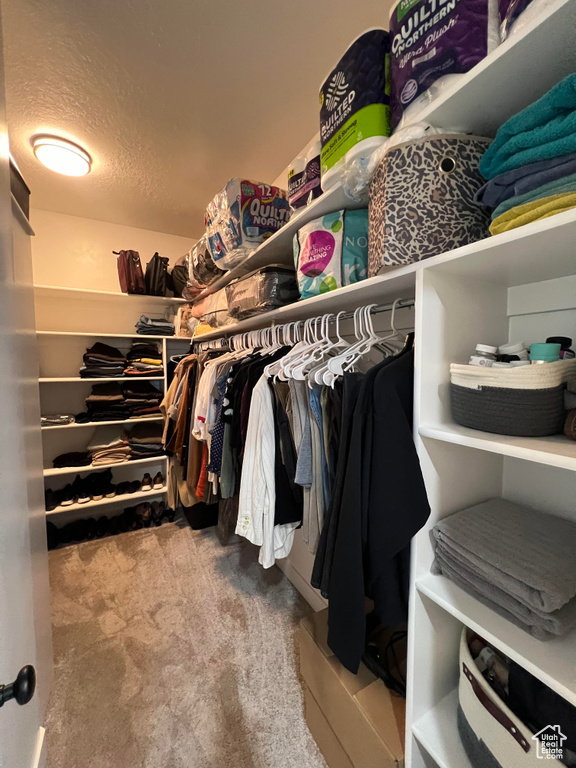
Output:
390,0,494,128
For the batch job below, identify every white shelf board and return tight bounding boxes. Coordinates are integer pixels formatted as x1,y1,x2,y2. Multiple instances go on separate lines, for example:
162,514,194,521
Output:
417,574,576,707
194,183,366,302
193,264,419,341
419,424,576,472
37,330,190,340
39,376,164,383
41,416,163,430
412,689,472,768
413,0,576,135
44,455,167,477
34,284,187,303
46,486,167,514
423,209,576,288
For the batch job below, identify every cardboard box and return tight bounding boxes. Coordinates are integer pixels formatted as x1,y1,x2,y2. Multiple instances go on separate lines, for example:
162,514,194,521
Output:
300,609,405,768
304,686,354,768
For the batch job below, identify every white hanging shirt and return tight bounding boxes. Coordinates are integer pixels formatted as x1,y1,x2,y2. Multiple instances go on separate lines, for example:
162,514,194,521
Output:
236,373,298,568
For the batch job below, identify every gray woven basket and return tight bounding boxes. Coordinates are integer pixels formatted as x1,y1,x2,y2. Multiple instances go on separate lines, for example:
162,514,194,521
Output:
451,383,566,437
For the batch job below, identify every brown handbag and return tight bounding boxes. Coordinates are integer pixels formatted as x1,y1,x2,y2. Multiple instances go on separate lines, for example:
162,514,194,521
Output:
115,250,146,294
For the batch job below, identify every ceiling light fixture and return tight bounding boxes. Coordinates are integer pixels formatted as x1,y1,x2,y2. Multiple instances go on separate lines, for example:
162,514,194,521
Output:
32,136,92,176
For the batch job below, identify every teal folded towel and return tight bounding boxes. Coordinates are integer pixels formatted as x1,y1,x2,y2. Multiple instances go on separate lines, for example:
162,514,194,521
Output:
480,74,576,179
491,171,576,219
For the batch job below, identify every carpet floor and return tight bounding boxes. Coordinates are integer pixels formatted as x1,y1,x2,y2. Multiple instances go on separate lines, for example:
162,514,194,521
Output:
46,522,328,768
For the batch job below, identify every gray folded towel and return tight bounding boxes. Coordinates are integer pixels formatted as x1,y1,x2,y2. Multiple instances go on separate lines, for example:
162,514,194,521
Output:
433,546,576,639
431,498,576,614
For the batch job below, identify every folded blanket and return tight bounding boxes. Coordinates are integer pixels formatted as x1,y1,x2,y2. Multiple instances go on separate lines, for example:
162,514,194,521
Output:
479,74,576,179
52,451,91,468
431,498,576,612
433,548,576,640
474,151,576,208
491,172,576,219
88,426,128,452
490,192,576,235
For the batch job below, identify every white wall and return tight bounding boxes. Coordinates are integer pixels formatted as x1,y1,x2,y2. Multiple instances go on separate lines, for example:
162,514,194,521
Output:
30,208,194,292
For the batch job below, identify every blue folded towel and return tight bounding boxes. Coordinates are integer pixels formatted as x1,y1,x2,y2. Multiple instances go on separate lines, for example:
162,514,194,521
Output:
479,74,576,179
491,171,576,219
474,152,576,208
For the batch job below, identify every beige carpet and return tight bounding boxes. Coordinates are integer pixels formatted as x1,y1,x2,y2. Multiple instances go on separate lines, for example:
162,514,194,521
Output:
46,522,328,768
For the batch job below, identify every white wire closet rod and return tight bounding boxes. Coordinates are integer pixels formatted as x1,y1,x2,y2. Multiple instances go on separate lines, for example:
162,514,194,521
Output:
192,297,416,351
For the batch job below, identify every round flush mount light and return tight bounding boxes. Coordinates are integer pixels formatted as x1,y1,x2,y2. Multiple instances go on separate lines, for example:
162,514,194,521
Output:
32,136,91,176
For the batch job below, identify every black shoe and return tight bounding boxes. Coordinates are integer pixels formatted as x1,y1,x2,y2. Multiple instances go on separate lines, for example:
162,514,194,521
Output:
103,483,117,499
163,507,175,523
72,475,90,504
95,516,109,538
46,521,60,550
85,518,97,540
45,488,57,512
128,480,141,494
151,501,165,526
60,484,75,506
116,481,130,496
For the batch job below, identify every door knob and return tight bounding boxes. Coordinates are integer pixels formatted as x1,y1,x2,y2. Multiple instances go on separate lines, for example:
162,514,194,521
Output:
0,666,36,707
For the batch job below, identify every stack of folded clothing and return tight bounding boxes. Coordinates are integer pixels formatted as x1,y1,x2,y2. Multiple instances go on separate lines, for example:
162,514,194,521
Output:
85,383,131,422
79,342,127,378
431,498,576,640
87,426,131,465
121,381,163,417
126,422,165,460
135,315,175,336
41,414,75,427
477,73,576,235
124,342,164,376
52,451,91,469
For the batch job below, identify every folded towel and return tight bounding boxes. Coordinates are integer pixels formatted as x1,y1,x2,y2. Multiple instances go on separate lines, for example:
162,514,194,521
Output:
479,74,576,179
431,498,576,612
474,151,576,208
491,172,576,219
490,192,576,235
433,547,576,640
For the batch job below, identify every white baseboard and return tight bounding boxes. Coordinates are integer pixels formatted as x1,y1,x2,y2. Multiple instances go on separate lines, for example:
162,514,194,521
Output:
31,726,46,768
276,559,328,612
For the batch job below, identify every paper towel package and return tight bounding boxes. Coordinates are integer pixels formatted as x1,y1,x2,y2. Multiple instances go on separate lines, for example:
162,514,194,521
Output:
389,0,500,129
205,178,291,271
319,29,391,191
294,209,369,300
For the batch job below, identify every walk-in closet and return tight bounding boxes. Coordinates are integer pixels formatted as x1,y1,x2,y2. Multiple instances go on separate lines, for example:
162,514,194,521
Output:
1,0,575,767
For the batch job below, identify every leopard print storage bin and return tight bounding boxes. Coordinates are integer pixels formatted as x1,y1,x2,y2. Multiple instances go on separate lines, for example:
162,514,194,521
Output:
368,134,492,276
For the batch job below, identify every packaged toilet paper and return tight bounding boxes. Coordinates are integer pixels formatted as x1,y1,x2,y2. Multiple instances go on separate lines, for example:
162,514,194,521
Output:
293,209,368,300
319,29,391,192
288,156,307,211
205,179,291,271
389,0,500,129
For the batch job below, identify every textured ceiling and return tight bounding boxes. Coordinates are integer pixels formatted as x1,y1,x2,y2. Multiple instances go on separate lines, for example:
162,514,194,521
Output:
2,0,393,238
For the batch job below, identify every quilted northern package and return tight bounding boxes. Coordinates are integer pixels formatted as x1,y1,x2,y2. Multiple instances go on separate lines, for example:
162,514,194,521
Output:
205,178,291,271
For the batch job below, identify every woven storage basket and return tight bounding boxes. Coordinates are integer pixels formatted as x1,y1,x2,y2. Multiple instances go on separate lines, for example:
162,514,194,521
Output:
450,361,576,437
458,629,563,768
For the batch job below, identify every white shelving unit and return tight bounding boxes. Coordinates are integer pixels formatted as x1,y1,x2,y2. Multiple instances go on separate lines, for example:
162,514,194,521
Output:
183,6,576,765
36,295,191,519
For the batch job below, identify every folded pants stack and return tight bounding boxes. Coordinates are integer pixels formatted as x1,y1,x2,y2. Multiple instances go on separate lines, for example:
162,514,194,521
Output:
87,426,131,466
125,422,165,460
124,341,164,376
135,315,174,336
79,342,127,378
121,381,163,417
85,382,131,422
477,73,576,235
431,498,576,640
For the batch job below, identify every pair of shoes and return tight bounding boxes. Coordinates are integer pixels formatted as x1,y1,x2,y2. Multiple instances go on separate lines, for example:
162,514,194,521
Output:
89,469,115,501
134,502,152,527
142,472,164,491
116,480,141,496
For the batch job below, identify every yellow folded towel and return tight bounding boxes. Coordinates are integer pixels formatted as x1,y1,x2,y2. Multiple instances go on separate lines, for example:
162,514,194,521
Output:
490,192,576,235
